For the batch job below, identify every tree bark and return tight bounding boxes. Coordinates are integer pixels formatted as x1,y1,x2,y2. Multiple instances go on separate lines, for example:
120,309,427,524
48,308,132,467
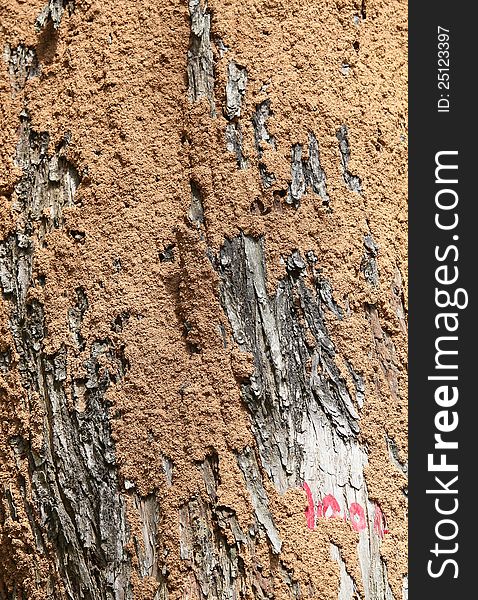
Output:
0,1,407,599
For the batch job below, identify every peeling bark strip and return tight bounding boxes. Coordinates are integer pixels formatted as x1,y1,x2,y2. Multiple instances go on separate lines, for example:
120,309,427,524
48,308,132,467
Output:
188,180,205,227
35,0,75,31
366,304,400,403
251,100,276,186
361,234,379,286
26,335,131,600
217,234,359,467
224,62,247,120
225,123,247,169
236,446,282,554
391,267,407,336
288,133,329,207
216,234,395,599
224,63,248,169
3,45,39,93
187,0,215,115
252,100,276,157
386,434,408,479
127,492,169,599
0,120,79,305
179,454,248,600
179,494,251,600
131,495,160,580
336,126,362,193
0,121,134,598
179,453,299,599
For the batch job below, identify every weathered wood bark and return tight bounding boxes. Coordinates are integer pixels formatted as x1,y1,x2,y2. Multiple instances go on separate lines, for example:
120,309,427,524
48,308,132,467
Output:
0,1,407,599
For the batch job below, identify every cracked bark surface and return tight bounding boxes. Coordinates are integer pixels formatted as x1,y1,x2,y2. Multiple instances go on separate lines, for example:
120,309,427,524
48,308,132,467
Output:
187,0,215,115
0,107,164,600
3,45,39,94
287,135,329,207
1,0,407,598
0,120,134,599
336,127,362,194
216,234,394,599
35,0,75,31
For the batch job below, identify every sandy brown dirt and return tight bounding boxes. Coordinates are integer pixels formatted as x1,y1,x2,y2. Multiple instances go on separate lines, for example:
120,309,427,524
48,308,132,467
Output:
0,0,407,598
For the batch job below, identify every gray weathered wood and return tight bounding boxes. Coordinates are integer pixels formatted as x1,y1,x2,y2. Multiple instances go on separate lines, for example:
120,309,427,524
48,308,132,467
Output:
336,126,362,194
216,234,395,599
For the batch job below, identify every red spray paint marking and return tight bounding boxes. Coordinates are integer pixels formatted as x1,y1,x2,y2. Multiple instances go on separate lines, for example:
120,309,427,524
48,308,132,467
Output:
322,494,341,519
349,502,367,531
374,504,389,538
303,482,316,530
301,485,389,537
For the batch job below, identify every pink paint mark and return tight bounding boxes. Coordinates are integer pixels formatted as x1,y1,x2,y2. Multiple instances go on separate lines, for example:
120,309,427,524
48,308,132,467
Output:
374,505,388,538
349,502,367,531
301,488,388,535
322,494,341,519
303,482,315,530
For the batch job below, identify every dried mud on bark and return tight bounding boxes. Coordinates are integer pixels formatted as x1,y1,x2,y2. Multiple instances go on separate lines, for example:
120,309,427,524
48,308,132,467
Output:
1,0,407,598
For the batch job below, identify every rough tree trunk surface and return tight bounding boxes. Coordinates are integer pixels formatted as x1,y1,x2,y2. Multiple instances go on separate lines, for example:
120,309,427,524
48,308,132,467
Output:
0,1,407,599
